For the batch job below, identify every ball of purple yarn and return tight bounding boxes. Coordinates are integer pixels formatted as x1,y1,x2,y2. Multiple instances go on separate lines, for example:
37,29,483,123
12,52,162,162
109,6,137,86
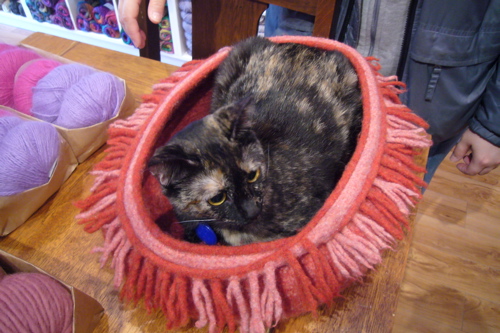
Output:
0,116,24,142
92,5,109,25
13,58,63,115
0,48,41,108
0,272,73,333
0,119,60,195
31,63,95,123
55,72,125,128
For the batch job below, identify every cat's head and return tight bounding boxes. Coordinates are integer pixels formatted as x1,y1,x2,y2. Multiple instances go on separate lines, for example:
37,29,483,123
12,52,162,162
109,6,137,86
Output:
148,97,266,236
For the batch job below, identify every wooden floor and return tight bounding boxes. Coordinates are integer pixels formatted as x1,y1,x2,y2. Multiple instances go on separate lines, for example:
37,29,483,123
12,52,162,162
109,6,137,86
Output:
1,22,499,333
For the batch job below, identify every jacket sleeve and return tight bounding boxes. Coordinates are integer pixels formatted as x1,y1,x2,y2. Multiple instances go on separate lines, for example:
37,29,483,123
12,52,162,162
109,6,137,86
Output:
469,60,500,147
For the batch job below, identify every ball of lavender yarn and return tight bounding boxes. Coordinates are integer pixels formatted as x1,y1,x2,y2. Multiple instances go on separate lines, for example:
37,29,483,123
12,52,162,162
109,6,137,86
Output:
0,119,60,195
55,72,125,129
0,115,23,142
31,63,95,123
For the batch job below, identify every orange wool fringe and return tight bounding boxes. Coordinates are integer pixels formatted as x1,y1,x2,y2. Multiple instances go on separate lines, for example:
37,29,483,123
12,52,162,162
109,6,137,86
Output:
76,36,431,333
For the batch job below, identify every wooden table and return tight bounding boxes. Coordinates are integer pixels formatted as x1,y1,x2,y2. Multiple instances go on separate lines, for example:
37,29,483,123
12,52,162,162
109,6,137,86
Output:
0,33,422,333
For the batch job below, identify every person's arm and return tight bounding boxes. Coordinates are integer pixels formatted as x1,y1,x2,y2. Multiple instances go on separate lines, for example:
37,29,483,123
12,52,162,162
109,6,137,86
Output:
118,0,166,49
450,129,500,175
450,60,500,176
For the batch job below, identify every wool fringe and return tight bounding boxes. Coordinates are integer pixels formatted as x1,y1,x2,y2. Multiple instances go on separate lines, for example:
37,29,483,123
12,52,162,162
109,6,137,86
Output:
76,56,431,332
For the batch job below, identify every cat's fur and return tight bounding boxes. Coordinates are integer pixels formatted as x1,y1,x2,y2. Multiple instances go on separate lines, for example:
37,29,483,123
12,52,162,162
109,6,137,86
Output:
148,37,362,246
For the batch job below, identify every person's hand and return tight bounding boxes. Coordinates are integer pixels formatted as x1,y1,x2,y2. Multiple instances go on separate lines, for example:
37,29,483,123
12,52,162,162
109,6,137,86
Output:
118,0,166,49
450,128,500,176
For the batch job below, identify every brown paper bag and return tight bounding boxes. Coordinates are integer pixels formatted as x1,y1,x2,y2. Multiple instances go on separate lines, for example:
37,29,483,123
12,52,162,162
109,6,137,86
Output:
0,112,78,236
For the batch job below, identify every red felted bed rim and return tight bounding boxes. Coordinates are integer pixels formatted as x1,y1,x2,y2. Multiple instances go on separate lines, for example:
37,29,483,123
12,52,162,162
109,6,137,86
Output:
76,36,431,333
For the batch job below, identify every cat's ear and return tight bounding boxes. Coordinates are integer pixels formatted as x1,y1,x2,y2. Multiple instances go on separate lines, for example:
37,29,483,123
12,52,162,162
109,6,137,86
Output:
148,145,200,188
214,95,255,141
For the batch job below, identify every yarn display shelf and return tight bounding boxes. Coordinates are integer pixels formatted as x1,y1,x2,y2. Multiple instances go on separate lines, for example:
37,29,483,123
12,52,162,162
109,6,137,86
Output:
0,11,136,56
0,0,192,67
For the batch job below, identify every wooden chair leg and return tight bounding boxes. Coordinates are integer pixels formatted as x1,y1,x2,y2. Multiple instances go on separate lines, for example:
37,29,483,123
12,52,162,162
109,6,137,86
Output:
139,0,161,61
192,0,268,59
313,0,338,38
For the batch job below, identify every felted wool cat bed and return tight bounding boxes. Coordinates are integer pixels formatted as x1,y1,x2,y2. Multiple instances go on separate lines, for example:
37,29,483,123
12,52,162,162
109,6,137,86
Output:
76,36,431,333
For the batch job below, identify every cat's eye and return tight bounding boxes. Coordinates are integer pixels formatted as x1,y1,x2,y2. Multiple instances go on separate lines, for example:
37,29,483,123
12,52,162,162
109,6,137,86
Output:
208,192,227,206
247,169,260,183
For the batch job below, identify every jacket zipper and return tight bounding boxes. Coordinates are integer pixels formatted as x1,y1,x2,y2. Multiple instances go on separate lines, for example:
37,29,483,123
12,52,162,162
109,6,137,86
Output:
396,0,419,79
368,0,381,56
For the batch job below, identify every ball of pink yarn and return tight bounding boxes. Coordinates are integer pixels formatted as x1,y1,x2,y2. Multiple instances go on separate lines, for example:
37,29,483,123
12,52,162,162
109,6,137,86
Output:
0,43,17,53
13,58,63,115
0,48,41,108
0,108,14,117
55,72,125,128
0,119,60,195
0,272,73,333
31,63,95,123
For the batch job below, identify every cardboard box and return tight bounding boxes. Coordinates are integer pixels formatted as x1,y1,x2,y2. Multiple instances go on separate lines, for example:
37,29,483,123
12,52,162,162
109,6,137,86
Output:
0,108,79,236
0,249,104,333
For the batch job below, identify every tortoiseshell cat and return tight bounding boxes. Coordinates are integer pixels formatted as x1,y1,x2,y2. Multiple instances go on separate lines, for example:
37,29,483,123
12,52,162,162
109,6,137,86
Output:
148,37,362,246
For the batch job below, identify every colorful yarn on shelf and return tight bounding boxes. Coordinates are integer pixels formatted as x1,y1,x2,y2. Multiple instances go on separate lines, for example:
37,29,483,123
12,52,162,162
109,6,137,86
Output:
25,0,73,29
178,0,192,55
103,24,119,38
0,272,73,333
76,0,119,38
121,29,133,46
159,13,174,53
89,19,102,33
0,117,60,195
76,15,90,31
77,0,93,20
0,47,41,108
2,0,26,16
1,0,23,16
92,5,109,25
104,9,118,29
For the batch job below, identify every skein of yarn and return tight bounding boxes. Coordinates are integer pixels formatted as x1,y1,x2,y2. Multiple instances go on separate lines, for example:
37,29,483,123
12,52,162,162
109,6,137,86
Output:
0,115,23,141
92,5,109,25
13,58,63,115
0,108,13,118
0,43,16,53
0,119,60,196
0,48,41,107
55,72,125,128
0,272,73,333
31,63,95,123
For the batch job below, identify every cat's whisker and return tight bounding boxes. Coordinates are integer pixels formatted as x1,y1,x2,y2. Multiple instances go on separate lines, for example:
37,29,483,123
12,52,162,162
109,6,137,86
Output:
178,219,217,224
266,144,270,176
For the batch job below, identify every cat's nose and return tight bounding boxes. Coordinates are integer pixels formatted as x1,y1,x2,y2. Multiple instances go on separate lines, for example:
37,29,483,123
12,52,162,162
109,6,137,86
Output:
241,200,261,220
